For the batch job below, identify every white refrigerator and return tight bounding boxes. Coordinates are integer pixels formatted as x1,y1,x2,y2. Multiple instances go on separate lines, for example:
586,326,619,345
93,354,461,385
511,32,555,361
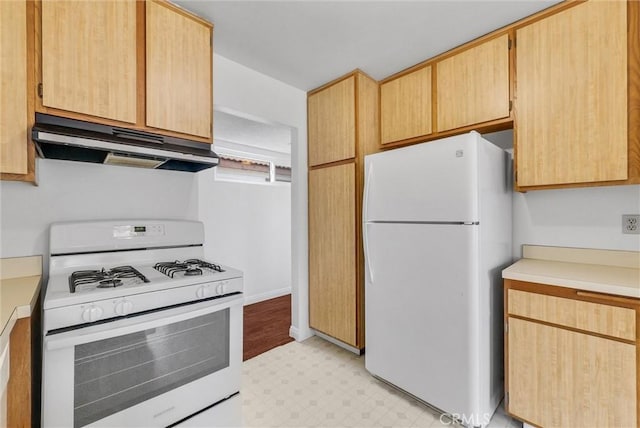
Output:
363,131,512,427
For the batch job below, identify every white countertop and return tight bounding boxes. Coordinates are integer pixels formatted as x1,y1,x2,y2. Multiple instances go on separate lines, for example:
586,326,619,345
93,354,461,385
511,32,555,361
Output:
0,256,42,355
503,245,640,299
0,256,42,423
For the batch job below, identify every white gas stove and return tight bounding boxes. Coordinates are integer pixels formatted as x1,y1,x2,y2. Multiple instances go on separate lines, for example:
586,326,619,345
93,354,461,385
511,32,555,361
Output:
42,220,243,427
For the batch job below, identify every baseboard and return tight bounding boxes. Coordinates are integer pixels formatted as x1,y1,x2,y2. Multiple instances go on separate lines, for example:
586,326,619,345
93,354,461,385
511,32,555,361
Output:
312,330,362,355
289,325,313,342
243,287,291,306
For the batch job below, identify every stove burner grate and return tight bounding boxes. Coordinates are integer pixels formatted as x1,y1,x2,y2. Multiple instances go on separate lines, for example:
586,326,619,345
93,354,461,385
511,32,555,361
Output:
154,259,225,278
68,266,149,293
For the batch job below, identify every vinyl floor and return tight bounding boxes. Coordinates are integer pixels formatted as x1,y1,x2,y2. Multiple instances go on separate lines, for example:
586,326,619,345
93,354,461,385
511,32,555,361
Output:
241,336,522,428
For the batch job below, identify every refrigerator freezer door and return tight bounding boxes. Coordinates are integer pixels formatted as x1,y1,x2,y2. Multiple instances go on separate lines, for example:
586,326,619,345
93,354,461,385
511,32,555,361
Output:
365,222,481,420
363,132,479,223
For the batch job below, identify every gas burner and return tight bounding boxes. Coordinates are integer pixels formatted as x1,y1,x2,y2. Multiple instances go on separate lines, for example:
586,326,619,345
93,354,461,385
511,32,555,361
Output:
184,268,203,276
98,279,123,288
154,259,225,278
68,266,149,293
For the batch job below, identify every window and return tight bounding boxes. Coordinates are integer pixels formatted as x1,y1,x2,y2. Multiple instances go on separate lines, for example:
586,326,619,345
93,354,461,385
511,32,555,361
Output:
215,154,291,184
275,165,292,183
212,109,293,184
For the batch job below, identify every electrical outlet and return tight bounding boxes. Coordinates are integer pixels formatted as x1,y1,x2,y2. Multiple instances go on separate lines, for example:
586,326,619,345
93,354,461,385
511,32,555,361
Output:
622,214,640,234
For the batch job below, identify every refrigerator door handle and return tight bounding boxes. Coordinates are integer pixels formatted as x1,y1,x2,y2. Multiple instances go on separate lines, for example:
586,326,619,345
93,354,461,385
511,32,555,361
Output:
363,162,373,223
363,222,374,284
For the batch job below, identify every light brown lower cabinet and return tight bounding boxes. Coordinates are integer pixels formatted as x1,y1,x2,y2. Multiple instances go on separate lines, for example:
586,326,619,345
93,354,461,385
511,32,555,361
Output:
4,298,40,428
505,280,638,428
7,317,34,427
308,163,357,346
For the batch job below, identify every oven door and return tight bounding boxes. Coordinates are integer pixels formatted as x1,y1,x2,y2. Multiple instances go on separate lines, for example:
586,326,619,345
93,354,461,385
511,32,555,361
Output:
42,294,242,428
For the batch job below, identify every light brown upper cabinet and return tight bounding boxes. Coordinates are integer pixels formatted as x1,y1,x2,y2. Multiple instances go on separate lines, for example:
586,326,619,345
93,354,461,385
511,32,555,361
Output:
146,1,212,139
515,0,631,188
380,66,432,145
307,76,356,167
0,0,35,183
436,34,510,132
1,0,28,175
40,0,138,124
36,0,213,143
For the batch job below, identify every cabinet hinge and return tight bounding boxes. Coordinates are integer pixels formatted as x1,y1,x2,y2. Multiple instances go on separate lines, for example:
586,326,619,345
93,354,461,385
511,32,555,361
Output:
509,100,513,112
504,321,509,333
505,392,509,406
37,83,43,98
508,38,512,50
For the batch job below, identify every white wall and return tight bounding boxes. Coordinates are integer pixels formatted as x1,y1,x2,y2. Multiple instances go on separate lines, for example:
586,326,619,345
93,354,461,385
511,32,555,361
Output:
0,159,199,268
0,53,309,340
198,179,291,304
513,185,640,257
204,54,311,339
483,130,640,257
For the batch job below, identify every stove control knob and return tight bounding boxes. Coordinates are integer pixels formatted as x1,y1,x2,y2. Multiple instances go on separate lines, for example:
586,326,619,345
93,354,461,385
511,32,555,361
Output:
115,299,134,316
196,286,207,299
82,305,103,323
215,282,225,295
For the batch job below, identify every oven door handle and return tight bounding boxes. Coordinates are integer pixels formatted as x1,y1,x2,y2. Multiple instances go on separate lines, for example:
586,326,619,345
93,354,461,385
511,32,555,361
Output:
45,294,243,351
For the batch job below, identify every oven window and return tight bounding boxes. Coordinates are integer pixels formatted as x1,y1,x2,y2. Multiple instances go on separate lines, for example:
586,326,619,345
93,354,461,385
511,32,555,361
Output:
73,308,230,428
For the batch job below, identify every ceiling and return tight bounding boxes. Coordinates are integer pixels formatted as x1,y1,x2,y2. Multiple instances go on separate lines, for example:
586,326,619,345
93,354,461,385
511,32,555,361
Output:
214,110,293,154
175,0,561,91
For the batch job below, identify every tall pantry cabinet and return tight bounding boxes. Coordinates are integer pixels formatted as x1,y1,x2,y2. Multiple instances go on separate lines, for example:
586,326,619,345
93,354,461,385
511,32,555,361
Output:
307,71,378,349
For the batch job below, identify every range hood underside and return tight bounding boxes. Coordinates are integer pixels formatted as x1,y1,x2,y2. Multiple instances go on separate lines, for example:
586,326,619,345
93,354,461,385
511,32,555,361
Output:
32,113,219,173
37,141,214,172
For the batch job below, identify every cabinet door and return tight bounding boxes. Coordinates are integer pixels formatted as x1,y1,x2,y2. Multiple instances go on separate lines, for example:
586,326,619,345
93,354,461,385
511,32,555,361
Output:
515,1,627,187
437,34,510,132
308,77,356,167
41,0,137,124
308,163,356,345
0,0,28,174
146,1,212,140
380,66,432,145
508,317,636,428
7,318,31,427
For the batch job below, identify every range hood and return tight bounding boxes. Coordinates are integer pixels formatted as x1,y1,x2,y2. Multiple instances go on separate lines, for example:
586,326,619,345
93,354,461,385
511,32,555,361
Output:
33,114,219,172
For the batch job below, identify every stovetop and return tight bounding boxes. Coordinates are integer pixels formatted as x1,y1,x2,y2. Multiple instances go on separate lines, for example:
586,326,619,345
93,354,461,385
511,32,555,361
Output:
45,260,243,310
67,259,227,293
43,220,245,332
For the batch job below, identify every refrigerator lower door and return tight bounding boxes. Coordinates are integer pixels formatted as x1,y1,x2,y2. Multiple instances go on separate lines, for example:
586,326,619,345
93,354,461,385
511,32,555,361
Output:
365,222,483,423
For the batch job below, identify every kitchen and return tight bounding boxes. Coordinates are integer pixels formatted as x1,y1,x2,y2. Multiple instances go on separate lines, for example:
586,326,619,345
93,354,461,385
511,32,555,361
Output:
1,0,639,427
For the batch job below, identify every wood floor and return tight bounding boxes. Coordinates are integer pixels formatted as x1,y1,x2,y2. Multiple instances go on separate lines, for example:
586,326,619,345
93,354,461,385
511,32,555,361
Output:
243,294,294,361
